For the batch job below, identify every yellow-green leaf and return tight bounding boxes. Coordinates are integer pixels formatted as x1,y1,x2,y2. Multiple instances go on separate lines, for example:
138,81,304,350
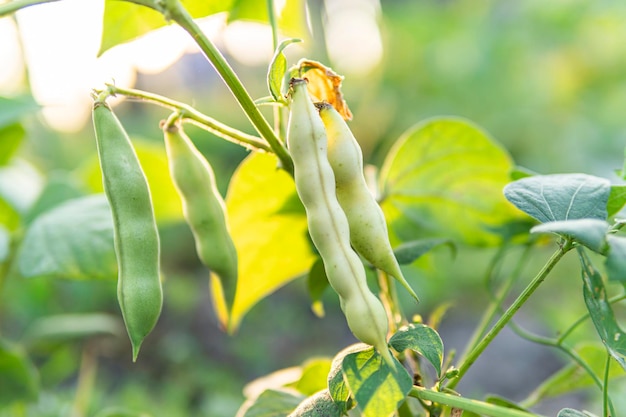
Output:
217,152,313,332
99,0,234,56
380,117,525,246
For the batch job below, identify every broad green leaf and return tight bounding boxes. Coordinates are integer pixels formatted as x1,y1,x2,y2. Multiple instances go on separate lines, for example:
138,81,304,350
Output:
605,235,626,286
393,238,455,265
288,390,342,417
504,174,610,224
23,171,86,225
579,250,626,371
99,0,233,56
0,159,43,230
380,117,524,246
389,323,444,377
328,344,368,413
307,258,328,317
529,343,625,402
81,138,183,223
290,358,332,396
17,195,117,281
218,153,314,331
268,38,302,101
0,339,39,408
341,347,412,417
228,0,267,23
23,314,123,344
237,388,304,417
0,95,39,128
530,219,609,253
94,408,152,417
607,185,626,217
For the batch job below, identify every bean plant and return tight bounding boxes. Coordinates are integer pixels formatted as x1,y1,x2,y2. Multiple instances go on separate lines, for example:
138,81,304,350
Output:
0,1,625,417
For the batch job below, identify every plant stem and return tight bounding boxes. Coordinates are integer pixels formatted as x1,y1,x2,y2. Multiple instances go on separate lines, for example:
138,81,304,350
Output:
0,0,61,16
161,0,294,174
447,241,573,390
603,352,610,417
70,344,98,417
557,293,626,344
102,84,271,151
409,387,543,417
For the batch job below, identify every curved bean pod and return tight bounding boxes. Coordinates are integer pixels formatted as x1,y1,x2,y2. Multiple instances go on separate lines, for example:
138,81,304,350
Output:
162,117,238,314
287,79,393,365
92,101,162,361
317,103,418,302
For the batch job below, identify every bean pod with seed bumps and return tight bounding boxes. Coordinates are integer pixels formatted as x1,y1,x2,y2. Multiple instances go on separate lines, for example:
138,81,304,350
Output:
287,78,393,366
162,116,238,315
92,99,163,361
317,102,419,302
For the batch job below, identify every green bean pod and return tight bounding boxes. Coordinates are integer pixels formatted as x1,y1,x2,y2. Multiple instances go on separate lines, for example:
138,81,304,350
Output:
317,103,419,302
287,79,393,366
162,118,238,314
92,101,162,361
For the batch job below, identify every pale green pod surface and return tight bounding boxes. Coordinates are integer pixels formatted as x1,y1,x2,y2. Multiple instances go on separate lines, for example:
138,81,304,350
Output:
92,102,163,361
287,79,390,361
163,122,238,313
318,103,419,302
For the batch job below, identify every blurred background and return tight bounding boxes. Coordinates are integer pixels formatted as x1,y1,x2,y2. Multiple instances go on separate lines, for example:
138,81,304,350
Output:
1,0,626,415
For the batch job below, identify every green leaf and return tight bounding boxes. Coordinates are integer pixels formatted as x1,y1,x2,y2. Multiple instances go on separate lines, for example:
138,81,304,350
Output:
0,159,43,230
380,117,524,246
99,0,233,56
504,174,610,223
81,138,183,223
328,344,367,413
17,194,118,281
0,339,39,408
288,390,342,417
605,235,626,286
289,358,332,396
268,38,302,101
607,184,626,217
341,347,412,417
0,123,26,166
393,238,456,265
307,258,328,318
23,313,123,344
217,153,314,331
579,250,626,371
237,388,304,417
557,409,598,417
23,171,86,225
389,323,444,377
530,219,609,253
229,0,310,40
0,225,8,263
0,95,39,128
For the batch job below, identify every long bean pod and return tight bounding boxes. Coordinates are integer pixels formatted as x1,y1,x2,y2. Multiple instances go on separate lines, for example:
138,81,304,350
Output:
92,100,162,361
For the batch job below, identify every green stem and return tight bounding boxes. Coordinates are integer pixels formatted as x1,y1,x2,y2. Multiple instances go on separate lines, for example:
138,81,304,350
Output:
70,344,98,417
410,387,543,417
447,241,573,390
603,352,610,417
0,0,61,16
456,244,517,365
101,84,271,151
161,0,294,174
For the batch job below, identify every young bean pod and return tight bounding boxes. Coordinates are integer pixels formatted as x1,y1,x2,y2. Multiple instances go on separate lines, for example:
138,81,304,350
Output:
287,79,393,366
92,100,162,361
317,103,419,302
162,117,238,315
